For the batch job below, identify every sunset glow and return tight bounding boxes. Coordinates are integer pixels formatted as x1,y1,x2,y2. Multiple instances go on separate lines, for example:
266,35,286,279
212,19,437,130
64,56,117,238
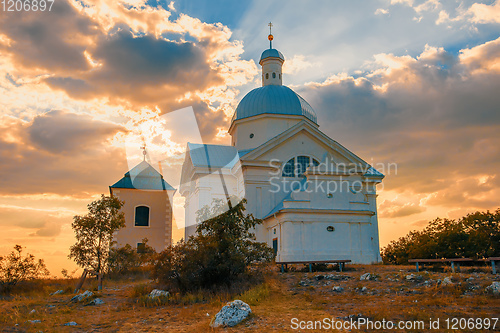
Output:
1,0,499,277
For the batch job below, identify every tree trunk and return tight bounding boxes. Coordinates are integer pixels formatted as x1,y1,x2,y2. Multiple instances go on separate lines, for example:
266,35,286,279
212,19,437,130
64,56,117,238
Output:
74,269,88,293
98,272,103,291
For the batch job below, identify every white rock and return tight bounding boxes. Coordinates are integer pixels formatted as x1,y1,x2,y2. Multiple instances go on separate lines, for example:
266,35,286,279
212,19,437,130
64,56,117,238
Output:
442,277,453,286
210,300,252,328
29,309,36,314
70,290,93,302
148,289,169,298
50,290,64,295
332,286,344,292
64,321,78,326
485,282,500,295
88,298,104,305
28,320,41,324
406,274,417,281
360,273,376,281
361,286,368,292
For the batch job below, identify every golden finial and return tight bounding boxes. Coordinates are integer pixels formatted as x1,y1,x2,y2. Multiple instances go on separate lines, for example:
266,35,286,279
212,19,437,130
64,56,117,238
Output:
268,22,273,48
140,144,147,161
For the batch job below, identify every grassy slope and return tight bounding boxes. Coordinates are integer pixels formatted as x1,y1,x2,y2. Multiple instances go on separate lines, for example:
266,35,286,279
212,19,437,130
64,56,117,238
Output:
0,264,499,332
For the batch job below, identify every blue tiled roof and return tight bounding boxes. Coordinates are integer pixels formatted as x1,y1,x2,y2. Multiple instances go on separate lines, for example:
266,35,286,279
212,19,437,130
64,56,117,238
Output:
110,161,175,190
259,48,285,64
188,143,240,168
232,85,317,123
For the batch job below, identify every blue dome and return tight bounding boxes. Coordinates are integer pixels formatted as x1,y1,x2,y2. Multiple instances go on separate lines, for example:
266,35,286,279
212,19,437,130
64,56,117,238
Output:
259,48,285,64
233,85,317,123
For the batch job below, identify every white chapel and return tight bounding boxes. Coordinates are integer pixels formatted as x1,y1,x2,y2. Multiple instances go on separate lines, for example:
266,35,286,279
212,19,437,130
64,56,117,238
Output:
179,31,384,264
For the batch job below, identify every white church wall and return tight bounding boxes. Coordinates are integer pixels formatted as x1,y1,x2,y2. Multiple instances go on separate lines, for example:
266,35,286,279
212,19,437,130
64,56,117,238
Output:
183,169,240,239
267,216,379,264
231,115,306,150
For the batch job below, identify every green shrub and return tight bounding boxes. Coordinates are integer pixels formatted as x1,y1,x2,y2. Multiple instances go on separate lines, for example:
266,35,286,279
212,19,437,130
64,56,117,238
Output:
108,238,156,277
152,198,275,292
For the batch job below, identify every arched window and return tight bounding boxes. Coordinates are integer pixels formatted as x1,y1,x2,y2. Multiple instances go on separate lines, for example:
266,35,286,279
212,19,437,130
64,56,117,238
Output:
272,72,276,78
282,156,320,177
135,206,150,226
266,73,269,79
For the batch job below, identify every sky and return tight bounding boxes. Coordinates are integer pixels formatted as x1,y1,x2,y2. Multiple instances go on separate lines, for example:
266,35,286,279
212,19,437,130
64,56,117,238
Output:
1,0,499,276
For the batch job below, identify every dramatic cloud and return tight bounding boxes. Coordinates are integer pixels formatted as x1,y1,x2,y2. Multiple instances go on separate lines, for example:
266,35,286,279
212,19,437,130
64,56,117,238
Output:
0,0,98,73
0,0,257,145
28,110,125,153
1,0,499,272
299,37,500,217
0,113,127,196
380,199,427,218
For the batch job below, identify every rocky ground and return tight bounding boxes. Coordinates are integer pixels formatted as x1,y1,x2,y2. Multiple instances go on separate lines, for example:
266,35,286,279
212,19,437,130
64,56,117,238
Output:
0,264,499,332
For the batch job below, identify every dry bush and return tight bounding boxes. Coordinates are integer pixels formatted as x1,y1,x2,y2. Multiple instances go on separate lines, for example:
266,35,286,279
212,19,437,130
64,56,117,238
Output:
0,245,49,294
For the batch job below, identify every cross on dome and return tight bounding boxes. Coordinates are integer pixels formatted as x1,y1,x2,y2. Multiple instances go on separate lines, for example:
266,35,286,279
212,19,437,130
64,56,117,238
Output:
268,22,274,49
140,144,147,161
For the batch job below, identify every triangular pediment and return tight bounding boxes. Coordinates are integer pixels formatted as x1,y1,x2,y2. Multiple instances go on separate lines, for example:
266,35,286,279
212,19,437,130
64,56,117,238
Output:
241,120,370,169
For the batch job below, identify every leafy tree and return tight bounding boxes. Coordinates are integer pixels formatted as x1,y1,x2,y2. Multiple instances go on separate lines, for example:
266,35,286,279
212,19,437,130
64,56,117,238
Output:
0,245,49,291
152,198,275,292
382,208,500,264
462,209,500,258
69,194,125,288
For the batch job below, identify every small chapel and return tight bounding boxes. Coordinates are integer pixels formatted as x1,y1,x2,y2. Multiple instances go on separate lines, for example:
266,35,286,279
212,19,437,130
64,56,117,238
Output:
179,29,384,264
111,28,384,264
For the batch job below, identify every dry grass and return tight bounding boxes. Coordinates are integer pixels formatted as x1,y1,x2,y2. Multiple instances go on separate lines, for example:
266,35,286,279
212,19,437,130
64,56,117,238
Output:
0,264,498,332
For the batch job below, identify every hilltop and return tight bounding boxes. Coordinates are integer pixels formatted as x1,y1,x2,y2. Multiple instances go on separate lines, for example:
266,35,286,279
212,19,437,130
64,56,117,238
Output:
1,264,499,332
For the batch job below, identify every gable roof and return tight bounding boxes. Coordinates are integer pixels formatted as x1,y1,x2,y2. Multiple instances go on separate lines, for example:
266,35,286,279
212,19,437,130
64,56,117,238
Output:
110,161,175,191
187,143,243,169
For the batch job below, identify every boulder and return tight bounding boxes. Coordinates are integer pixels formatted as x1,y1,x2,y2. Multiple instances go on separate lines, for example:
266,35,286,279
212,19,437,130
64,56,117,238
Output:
406,274,422,281
210,300,252,328
64,321,78,326
88,298,104,305
485,282,500,295
70,290,93,302
324,274,350,281
360,273,377,281
148,289,170,298
332,286,344,292
50,290,64,295
442,277,453,286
